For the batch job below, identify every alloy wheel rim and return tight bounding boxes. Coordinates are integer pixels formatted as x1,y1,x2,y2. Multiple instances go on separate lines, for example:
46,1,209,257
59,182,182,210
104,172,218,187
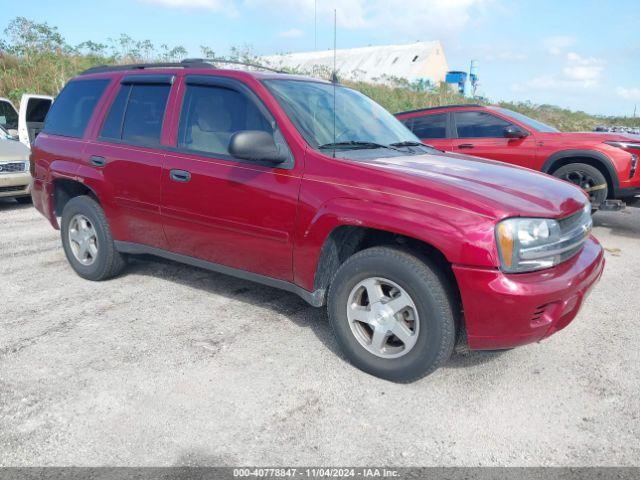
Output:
68,214,99,266
346,277,420,359
560,170,605,202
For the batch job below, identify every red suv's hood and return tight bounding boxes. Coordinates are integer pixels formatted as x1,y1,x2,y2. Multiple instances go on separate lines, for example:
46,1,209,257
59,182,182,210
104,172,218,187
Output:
362,151,588,220
538,131,640,143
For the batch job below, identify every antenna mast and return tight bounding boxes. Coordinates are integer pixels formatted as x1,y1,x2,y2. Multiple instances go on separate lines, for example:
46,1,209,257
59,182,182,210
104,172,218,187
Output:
332,9,337,158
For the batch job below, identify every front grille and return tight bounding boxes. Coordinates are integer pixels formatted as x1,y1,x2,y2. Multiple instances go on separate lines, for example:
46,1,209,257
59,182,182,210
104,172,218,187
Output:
520,205,592,265
0,162,26,173
557,206,592,263
0,185,27,193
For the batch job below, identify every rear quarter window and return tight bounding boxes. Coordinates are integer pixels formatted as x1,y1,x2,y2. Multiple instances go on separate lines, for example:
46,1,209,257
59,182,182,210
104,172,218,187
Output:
43,79,110,138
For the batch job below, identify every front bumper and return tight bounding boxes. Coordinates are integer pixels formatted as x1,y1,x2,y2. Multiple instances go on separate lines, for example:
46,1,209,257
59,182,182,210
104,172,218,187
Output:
0,172,31,198
615,186,640,199
453,236,605,350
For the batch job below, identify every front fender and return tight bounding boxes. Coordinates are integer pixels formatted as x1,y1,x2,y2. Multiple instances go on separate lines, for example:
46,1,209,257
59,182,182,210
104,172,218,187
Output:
293,196,498,291
542,149,620,189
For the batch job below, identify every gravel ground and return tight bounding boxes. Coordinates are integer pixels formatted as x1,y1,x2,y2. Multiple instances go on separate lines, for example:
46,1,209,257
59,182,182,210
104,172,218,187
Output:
0,199,639,467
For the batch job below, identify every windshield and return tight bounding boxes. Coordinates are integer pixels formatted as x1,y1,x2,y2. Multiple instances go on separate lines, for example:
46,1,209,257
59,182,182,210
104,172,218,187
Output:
263,79,423,152
0,100,19,131
495,108,560,133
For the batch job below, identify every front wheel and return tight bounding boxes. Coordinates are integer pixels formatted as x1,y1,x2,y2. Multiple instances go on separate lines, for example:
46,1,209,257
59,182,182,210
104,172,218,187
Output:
327,247,456,382
553,163,608,209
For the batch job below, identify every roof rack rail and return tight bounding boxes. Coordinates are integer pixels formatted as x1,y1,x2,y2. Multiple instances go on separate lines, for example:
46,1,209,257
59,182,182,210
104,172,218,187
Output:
395,104,484,115
80,60,214,75
182,58,288,74
80,58,288,76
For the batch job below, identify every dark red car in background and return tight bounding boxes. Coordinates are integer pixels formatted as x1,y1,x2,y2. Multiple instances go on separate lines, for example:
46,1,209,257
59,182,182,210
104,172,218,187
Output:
396,104,640,208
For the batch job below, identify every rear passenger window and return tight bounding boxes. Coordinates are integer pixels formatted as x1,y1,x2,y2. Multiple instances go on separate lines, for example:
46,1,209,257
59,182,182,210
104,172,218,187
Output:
454,111,512,138
178,84,272,156
100,83,171,146
43,79,110,138
408,113,447,139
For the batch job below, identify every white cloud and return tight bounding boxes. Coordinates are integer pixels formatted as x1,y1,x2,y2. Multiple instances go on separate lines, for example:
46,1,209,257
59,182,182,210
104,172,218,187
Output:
245,0,492,38
511,50,604,92
562,52,603,86
543,35,576,55
279,28,304,38
616,87,640,101
139,0,492,40
139,0,237,14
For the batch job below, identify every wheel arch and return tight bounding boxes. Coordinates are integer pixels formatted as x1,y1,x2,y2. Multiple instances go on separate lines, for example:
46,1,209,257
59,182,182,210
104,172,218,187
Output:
312,225,462,316
542,150,618,197
313,224,466,347
53,178,101,217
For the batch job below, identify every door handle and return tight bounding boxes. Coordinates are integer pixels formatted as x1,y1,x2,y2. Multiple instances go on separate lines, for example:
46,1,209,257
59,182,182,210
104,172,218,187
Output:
89,155,106,167
170,169,191,182
457,143,474,149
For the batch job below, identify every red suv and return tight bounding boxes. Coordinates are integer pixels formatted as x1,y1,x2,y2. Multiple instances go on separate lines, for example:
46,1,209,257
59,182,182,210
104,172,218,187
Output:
31,62,604,382
396,105,640,208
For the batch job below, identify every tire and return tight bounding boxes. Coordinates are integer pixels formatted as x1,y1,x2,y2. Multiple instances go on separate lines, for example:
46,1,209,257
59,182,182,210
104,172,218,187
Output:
552,163,608,208
327,246,456,382
60,195,126,281
15,196,32,204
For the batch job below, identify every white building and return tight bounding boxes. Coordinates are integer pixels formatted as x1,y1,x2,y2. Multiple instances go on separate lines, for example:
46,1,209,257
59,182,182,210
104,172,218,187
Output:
262,41,449,85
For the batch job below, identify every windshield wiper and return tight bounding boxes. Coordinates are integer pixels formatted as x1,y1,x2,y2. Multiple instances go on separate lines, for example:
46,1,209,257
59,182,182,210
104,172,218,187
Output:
389,140,425,147
318,140,396,150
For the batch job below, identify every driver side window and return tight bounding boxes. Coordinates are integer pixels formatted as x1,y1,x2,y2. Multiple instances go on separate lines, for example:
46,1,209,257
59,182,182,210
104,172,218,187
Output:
178,84,273,157
454,111,512,138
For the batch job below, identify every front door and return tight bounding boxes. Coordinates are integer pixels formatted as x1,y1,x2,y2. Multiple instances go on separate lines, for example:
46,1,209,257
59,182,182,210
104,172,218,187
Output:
450,111,537,168
161,75,301,281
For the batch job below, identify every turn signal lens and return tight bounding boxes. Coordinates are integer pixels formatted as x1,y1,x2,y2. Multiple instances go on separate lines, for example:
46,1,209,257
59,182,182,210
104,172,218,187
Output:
496,222,514,268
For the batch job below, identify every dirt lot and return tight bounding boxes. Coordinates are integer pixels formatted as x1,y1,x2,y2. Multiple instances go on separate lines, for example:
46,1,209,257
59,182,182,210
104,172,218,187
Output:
1,199,639,467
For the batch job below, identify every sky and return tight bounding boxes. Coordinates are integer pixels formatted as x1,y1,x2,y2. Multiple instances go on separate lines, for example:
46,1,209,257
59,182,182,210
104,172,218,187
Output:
2,0,640,116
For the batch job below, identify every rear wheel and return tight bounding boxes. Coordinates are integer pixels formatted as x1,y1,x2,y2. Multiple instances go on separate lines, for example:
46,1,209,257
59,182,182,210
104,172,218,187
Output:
60,195,126,281
327,246,456,382
552,163,608,208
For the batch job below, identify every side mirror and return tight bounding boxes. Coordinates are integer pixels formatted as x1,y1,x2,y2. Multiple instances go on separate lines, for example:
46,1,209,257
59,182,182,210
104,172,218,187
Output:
504,125,528,139
228,130,287,164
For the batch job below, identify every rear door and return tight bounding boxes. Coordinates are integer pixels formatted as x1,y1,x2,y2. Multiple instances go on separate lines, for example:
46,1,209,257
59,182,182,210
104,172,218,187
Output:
451,111,537,168
84,74,173,249
18,94,54,148
398,112,452,150
0,98,19,136
161,75,301,281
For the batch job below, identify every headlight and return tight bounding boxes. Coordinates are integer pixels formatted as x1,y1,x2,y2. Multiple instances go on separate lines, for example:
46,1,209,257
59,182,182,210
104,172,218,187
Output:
604,140,640,150
495,204,592,273
604,141,639,178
